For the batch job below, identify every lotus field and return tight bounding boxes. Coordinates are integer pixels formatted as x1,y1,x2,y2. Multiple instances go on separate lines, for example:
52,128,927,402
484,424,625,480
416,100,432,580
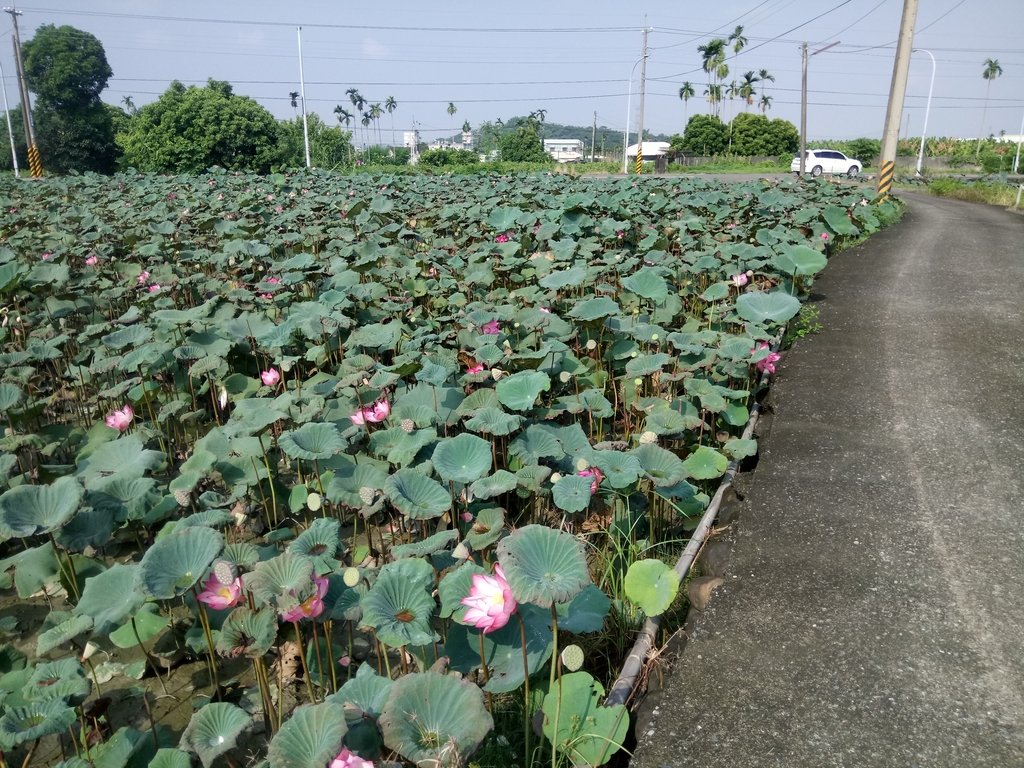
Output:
0,171,898,768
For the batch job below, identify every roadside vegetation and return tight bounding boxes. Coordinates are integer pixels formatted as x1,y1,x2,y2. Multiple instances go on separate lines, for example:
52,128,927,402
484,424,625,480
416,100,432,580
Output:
926,178,1020,207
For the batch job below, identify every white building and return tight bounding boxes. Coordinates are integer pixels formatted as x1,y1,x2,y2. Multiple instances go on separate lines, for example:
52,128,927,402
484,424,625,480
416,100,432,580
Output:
544,139,585,163
626,141,671,160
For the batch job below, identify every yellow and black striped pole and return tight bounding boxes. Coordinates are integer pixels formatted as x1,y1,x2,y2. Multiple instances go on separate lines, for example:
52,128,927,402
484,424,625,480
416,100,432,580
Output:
635,150,643,175
27,143,42,178
877,159,895,198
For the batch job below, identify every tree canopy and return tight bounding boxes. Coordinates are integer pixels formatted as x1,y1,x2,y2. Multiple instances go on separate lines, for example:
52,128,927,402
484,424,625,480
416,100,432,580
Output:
499,117,550,163
278,113,355,169
728,113,799,156
120,80,283,173
675,114,728,156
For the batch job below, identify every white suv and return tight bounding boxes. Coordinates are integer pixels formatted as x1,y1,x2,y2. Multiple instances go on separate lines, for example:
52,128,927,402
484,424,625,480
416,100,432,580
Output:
791,149,863,177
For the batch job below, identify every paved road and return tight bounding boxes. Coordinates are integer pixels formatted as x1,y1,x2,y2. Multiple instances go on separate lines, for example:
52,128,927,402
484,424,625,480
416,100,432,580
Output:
632,193,1024,767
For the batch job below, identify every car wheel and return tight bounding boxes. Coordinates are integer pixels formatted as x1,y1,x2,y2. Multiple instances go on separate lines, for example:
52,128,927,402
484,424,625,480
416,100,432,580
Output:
847,166,859,178
811,165,823,177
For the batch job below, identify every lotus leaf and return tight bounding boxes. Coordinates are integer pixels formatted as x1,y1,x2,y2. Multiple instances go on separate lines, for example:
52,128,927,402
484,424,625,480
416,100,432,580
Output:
495,370,551,412
735,290,801,324
23,657,90,704
724,437,758,459
496,525,590,607
288,518,341,574
391,529,459,559
554,583,611,634
139,525,223,600
624,558,679,616
181,703,251,768
0,383,23,412
541,671,628,767
567,296,620,321
267,701,348,768
279,422,345,461
467,470,518,501
432,433,492,484
74,562,145,635
249,552,314,605
682,445,729,480
217,607,277,659
437,561,486,622
774,244,828,276
462,406,523,436
379,671,493,766
632,443,688,487
0,699,77,750
551,474,593,513
0,476,83,537
37,613,93,656
147,749,193,768
622,267,669,302
383,468,451,520
327,662,393,719
76,436,164,489
823,204,859,236
589,451,643,489
13,543,61,599
625,352,672,377
508,426,564,465
360,558,438,648
464,506,505,550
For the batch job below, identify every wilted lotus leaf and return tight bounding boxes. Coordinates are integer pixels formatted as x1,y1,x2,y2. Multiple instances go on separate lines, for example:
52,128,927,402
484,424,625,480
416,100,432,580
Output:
624,558,679,617
139,526,223,600
379,671,493,767
267,700,347,768
24,658,91,704
495,370,550,412
278,422,345,461
541,671,628,767
735,290,801,324
631,444,688,487
682,445,729,480
36,613,93,656
288,518,341,574
432,433,492,484
327,662,393,720
0,476,83,537
468,470,518,500
383,468,451,520
249,552,314,606
465,506,505,550
216,607,277,659
496,525,590,608
361,558,437,648
0,699,77,750
181,702,252,768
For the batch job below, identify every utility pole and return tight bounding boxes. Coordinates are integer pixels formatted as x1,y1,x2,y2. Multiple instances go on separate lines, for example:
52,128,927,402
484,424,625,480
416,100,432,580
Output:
0,55,18,176
799,43,808,176
878,0,919,197
5,6,41,176
296,26,311,169
590,110,597,162
634,26,650,175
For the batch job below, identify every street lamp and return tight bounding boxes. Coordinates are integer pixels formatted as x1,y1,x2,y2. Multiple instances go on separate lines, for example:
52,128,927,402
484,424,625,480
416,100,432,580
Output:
913,48,936,177
622,53,648,174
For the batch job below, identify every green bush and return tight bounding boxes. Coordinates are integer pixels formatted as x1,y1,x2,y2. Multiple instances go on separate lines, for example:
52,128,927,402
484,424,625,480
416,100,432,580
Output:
417,148,479,167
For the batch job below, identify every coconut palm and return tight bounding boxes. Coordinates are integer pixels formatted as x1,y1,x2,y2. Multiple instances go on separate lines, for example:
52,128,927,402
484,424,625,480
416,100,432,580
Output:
976,58,1003,156
739,71,760,110
678,81,695,126
759,94,773,114
697,39,728,117
728,25,747,58
385,95,397,145
370,102,384,145
447,102,458,118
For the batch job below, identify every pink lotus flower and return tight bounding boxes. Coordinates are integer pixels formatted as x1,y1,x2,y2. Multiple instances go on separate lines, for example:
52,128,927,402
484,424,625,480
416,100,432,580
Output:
147,284,161,293
460,511,474,523
731,272,750,287
821,232,830,242
85,254,98,266
461,564,517,634
538,307,551,314
280,574,329,622
616,230,625,239
578,466,603,494
481,320,500,335
753,342,782,375
40,252,51,261
330,747,373,768
260,293,273,300
105,405,134,432
350,397,391,426
337,654,351,668
266,276,281,285
465,361,485,374
137,270,150,284
196,572,244,611
260,368,281,387
495,233,510,243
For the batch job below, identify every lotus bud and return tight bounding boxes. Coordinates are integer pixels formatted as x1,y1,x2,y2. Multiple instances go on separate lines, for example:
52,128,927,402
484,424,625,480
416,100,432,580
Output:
558,371,572,383
218,385,228,410
452,542,471,560
550,472,562,483
639,430,659,445
80,642,100,662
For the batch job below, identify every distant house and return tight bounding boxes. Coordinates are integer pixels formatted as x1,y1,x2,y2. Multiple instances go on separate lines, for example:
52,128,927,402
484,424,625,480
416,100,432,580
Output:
626,141,671,161
543,139,585,163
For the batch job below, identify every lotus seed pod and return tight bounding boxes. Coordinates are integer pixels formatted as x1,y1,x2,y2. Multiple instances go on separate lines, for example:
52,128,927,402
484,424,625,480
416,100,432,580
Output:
306,492,322,512
400,418,415,434
651,333,659,341
558,371,572,383
172,488,191,507
575,457,590,472
358,486,376,506
343,567,361,587
452,542,471,560
630,350,638,358
213,559,238,586
550,472,563,483
633,378,643,387
490,368,506,381
561,644,585,672
585,339,597,351
639,431,659,445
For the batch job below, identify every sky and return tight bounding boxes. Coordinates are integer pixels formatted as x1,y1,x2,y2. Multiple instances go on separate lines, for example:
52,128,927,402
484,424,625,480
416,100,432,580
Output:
2,0,1022,147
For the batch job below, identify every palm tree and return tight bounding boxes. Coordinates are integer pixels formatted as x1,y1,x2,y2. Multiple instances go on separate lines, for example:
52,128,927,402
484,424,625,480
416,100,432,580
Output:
697,39,728,117
728,25,747,58
703,84,722,115
447,102,457,119
360,112,372,149
739,71,759,110
977,58,1003,157
758,69,775,90
288,91,300,110
369,103,383,145
385,96,397,146
121,95,136,115
759,94,773,114
678,81,695,127
531,108,547,123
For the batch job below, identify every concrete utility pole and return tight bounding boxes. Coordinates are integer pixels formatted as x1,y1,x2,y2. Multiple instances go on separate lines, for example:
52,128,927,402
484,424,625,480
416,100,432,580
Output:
634,26,650,175
799,40,840,176
296,26,311,169
0,55,18,176
878,0,919,197
590,110,596,162
5,6,41,177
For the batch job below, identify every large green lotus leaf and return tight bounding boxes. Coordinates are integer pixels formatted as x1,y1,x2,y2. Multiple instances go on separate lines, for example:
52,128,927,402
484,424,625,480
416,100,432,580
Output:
551,474,593,513
624,558,679,617
773,244,828,277
682,446,729,480
379,671,493,766
101,325,153,350
541,671,628,768
13,542,60,599
624,352,672,377
147,749,192,768
368,426,435,467
288,518,341,574
76,436,164,489
486,205,524,231
567,296,620,321
37,613,93,656
392,383,464,427
643,407,691,436
249,552,314,604
0,699,77,750
554,583,611,634
437,561,485,622
468,470,518,501
432,433,492,484
360,558,437,648
622,267,669,302
216,607,277,659
446,603,553,693
462,407,524,436
383,468,451,520
228,397,290,433
0,383,23,412
735,291,801,324
496,525,590,608
24,657,90,704
279,423,345,461
495,370,550,412
56,505,115,551
77,726,151,768
508,425,564,465
108,603,169,649
0,476,83,536
74,563,144,635
139,526,223,600
348,321,401,350
589,451,643,490
465,506,505,550
181,703,251,768
391,529,459,559
724,438,758,460
823,204,859,236
539,265,587,289
632,444,688,487
325,458,389,508
327,662,393,719
267,701,347,768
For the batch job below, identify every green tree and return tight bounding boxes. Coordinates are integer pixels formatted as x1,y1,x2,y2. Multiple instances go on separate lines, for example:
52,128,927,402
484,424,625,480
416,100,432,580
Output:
729,113,798,156
697,39,728,117
499,116,550,162
447,102,458,118
759,94,773,114
385,95,397,146
21,24,117,173
678,81,695,127
418,147,478,167
976,58,1003,156
678,114,727,155
120,80,283,173
278,113,354,169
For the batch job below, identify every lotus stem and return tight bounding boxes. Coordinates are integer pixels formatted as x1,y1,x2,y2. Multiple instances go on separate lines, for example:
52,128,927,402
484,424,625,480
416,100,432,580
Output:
192,590,222,699
19,738,38,768
257,435,279,528
550,604,561,768
517,612,532,767
292,621,317,703
477,630,491,707
311,619,325,690
324,621,339,693
48,533,79,602
140,690,160,752
252,658,276,734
